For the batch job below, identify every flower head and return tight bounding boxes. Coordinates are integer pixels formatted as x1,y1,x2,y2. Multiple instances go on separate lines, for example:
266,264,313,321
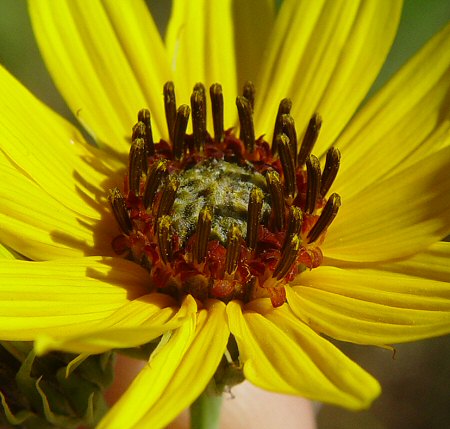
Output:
1,1,450,428
110,80,339,309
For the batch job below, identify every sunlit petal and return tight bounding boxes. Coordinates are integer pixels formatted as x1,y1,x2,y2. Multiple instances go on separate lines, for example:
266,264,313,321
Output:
228,300,380,409
287,263,450,345
334,22,450,199
29,0,170,152
324,146,450,262
255,0,401,151
0,65,121,217
0,257,149,340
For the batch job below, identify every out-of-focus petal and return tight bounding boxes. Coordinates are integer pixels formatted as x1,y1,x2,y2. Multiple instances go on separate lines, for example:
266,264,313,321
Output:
0,244,21,259
101,0,173,139
232,0,275,89
29,0,171,152
166,0,237,124
228,300,380,409
255,0,401,151
334,23,450,199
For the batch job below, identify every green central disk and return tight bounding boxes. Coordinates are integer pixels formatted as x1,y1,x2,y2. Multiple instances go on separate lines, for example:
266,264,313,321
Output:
172,158,270,246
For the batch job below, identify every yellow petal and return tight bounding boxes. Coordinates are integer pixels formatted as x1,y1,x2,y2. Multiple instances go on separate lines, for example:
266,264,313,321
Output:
100,0,173,139
28,0,170,152
227,300,380,409
255,0,402,150
287,264,450,345
0,243,20,260
166,0,237,124
324,146,450,262
232,0,275,88
0,154,115,259
35,295,197,355
98,300,229,429
334,23,450,199
0,257,148,340
0,65,121,218
97,319,195,429
377,241,450,283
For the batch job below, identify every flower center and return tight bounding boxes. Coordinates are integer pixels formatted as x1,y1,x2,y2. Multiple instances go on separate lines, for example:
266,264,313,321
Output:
109,82,341,307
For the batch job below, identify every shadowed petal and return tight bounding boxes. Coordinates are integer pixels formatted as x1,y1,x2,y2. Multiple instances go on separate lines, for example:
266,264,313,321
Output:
0,243,22,259
227,300,380,409
35,295,198,355
232,0,275,90
98,300,228,429
0,155,116,259
0,257,149,340
166,0,237,123
376,241,450,283
0,65,121,218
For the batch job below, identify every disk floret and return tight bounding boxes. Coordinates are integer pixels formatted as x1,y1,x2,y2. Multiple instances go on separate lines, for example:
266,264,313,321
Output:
109,82,341,307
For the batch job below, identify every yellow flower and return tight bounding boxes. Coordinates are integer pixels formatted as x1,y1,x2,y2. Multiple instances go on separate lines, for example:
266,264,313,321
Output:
1,1,450,428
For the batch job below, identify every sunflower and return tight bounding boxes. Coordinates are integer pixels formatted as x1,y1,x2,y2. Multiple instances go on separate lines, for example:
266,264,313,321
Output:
1,1,450,428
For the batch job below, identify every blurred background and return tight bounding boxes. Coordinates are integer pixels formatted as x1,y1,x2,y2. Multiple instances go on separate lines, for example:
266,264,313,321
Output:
0,1,449,428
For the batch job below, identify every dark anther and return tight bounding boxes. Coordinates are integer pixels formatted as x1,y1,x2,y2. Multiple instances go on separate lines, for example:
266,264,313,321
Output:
266,170,285,231
143,159,169,209
173,104,190,160
157,215,173,264
137,108,155,156
131,121,146,141
163,81,177,143
298,113,322,166
242,81,255,112
273,233,301,280
225,225,241,275
305,155,321,214
128,138,148,195
210,83,224,143
307,193,341,243
246,187,264,250
280,114,298,165
194,206,212,264
276,133,296,202
191,83,207,152
282,206,303,251
272,98,292,154
157,175,179,219
236,96,255,152
108,187,132,234
320,147,341,197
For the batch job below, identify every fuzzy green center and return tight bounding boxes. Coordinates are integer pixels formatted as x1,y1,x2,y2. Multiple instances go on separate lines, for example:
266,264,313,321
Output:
172,158,270,245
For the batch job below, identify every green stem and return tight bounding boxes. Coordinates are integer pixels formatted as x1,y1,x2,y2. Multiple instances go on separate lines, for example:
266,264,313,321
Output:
190,390,223,429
